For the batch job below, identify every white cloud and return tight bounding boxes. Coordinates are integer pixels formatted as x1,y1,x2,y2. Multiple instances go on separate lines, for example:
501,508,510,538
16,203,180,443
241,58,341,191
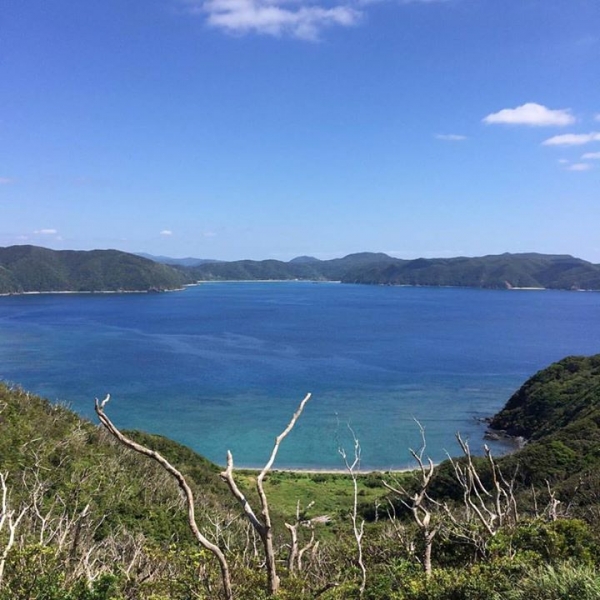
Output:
557,158,569,164
567,163,592,171
181,0,448,39
34,229,58,235
542,132,600,146
582,152,600,160
435,133,467,141
0,177,13,185
187,0,361,40
483,103,575,127
595,113,600,122
160,230,173,236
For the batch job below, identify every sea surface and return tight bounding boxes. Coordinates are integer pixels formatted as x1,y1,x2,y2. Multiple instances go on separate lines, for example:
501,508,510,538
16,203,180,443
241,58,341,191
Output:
1,282,599,470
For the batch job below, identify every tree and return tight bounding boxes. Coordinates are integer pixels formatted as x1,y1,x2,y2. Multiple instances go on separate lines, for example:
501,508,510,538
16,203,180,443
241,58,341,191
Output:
339,425,366,597
0,473,27,587
220,392,312,596
383,421,441,576
95,394,233,600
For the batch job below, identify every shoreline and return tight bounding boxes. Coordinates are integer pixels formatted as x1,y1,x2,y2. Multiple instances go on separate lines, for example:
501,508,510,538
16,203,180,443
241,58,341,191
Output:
2,280,599,295
0,287,186,297
234,466,417,475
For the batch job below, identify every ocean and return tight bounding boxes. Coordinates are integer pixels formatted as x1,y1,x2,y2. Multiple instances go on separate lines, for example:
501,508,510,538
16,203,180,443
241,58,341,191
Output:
1,282,599,469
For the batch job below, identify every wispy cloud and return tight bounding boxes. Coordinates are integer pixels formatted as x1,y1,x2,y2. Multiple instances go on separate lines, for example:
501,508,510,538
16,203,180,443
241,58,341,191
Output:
181,0,444,40
160,230,173,236
566,163,592,171
435,133,467,141
582,151,600,160
483,103,575,127
595,113,600,122
34,228,58,235
185,0,360,40
0,177,14,185
542,132,600,146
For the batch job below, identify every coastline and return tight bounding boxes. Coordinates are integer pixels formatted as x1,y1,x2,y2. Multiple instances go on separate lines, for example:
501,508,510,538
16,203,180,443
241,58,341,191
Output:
0,287,187,297
3,280,598,295
235,466,417,475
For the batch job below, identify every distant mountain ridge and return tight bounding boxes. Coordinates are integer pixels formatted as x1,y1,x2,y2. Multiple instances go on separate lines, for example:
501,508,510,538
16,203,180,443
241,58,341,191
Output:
2,246,600,293
0,245,187,294
135,252,222,267
181,251,600,290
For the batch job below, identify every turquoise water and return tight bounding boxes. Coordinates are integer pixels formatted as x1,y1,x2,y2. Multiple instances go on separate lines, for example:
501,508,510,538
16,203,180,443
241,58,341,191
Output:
1,282,599,469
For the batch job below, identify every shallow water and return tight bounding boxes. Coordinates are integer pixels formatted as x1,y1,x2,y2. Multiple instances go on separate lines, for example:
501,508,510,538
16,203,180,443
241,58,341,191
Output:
1,282,599,469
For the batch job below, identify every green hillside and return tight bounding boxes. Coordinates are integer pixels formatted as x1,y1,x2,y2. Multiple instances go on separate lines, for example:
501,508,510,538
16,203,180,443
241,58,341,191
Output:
4,246,600,292
0,245,188,293
488,355,600,489
345,253,600,289
183,252,600,290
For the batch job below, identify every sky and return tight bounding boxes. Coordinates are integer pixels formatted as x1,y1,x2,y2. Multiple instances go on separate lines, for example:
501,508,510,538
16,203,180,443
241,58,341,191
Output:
1,0,599,262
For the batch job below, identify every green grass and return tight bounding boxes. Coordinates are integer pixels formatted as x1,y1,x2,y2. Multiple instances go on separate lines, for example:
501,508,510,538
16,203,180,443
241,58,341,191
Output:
234,469,399,521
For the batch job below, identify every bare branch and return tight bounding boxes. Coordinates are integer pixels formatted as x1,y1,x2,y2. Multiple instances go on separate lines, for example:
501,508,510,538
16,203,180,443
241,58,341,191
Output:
339,425,366,597
0,472,28,586
95,395,233,600
383,420,440,576
220,392,312,596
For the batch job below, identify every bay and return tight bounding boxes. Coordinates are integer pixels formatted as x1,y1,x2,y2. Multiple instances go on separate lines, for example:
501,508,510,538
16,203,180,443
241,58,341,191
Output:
0,282,599,470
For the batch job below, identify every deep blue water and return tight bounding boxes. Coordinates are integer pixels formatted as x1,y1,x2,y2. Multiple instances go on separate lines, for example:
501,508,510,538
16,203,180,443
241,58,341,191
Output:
1,282,599,469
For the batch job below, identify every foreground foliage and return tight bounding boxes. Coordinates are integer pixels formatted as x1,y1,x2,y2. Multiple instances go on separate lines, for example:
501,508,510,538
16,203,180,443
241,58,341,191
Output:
2,353,600,598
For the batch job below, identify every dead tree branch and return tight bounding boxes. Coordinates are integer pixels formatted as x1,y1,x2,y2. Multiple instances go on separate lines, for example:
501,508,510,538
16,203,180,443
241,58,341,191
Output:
443,434,520,555
95,394,233,600
0,472,28,587
383,420,441,576
220,392,312,596
284,500,328,574
339,425,366,598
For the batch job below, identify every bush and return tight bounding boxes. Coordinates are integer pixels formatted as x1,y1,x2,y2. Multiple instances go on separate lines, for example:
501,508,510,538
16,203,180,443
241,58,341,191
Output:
509,563,600,600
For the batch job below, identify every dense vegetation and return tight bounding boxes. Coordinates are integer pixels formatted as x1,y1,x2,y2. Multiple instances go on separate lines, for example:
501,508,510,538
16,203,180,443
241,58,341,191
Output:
4,246,600,293
2,355,600,598
179,252,600,290
488,355,600,492
0,246,187,294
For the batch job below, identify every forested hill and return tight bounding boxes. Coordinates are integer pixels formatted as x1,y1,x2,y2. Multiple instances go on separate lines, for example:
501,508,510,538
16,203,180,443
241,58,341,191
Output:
0,245,187,294
4,246,600,293
182,251,600,290
487,354,600,490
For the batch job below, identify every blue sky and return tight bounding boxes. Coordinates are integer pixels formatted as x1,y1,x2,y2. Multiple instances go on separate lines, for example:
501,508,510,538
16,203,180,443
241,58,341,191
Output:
1,0,599,261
